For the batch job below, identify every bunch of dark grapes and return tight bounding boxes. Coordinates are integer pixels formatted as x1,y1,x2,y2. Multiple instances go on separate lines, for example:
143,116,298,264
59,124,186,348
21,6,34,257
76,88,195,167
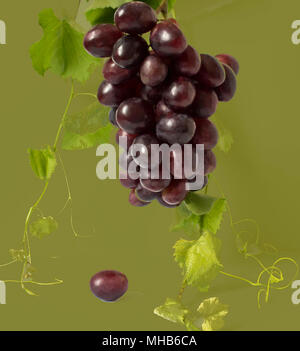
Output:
84,1,239,208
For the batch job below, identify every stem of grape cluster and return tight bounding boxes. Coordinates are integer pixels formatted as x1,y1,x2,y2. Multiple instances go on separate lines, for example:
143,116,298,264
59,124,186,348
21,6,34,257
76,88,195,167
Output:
156,0,168,18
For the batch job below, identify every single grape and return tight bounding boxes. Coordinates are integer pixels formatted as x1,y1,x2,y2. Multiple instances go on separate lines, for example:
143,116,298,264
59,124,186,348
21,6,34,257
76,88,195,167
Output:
103,58,136,85
129,189,150,207
140,167,171,192
131,134,161,169
120,172,139,189
140,84,162,103
116,129,138,150
112,35,149,68
194,54,225,88
204,150,217,175
173,45,201,77
215,64,237,102
150,21,187,57
190,87,218,118
116,97,155,134
114,1,157,35
109,108,118,126
90,270,128,302
97,78,138,106
187,175,208,192
140,55,168,87
192,118,219,150
164,77,196,110
162,179,188,205
157,193,179,208
156,114,196,145
83,24,123,58
135,183,158,202
216,54,239,75
156,100,174,121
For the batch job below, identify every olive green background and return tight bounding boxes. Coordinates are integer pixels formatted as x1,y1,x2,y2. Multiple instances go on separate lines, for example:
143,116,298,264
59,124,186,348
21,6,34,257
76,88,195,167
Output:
0,0,300,331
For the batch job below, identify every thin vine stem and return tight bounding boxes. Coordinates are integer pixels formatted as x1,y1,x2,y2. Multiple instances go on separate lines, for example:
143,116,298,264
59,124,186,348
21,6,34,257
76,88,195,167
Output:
0,259,17,268
74,92,97,99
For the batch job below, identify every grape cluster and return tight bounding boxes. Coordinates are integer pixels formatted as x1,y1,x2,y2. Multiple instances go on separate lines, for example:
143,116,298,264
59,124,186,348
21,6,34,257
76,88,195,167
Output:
84,1,239,208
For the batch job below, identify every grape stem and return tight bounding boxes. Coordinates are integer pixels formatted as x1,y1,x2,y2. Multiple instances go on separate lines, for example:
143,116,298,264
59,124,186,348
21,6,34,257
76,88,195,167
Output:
156,0,168,18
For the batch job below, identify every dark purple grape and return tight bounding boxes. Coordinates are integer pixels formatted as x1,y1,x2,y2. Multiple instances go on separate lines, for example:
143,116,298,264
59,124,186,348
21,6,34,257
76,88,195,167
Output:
116,129,138,150
112,35,149,68
140,55,168,87
156,114,196,145
194,54,225,88
120,172,139,189
109,108,117,126
192,118,219,150
114,1,157,35
103,58,136,85
155,100,174,121
187,175,208,192
140,84,162,103
135,183,158,202
150,21,187,57
215,64,237,102
131,134,160,169
84,24,123,58
140,166,171,193
90,270,128,302
173,45,201,77
216,54,239,75
129,189,150,207
164,77,196,110
204,150,217,175
190,87,218,118
162,179,188,205
97,78,137,106
116,97,155,134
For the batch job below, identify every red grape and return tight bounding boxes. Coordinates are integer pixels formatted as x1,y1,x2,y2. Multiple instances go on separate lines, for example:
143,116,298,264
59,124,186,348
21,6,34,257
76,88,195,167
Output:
136,183,158,202
84,24,123,58
112,35,149,68
120,172,139,189
116,129,138,150
150,21,187,57
116,97,155,134
204,150,217,175
114,1,157,35
174,45,201,77
140,54,168,87
156,100,174,121
140,167,171,192
192,118,219,150
129,189,150,207
90,270,128,302
156,114,196,144
157,193,179,208
162,179,188,205
97,78,137,106
215,64,237,102
131,134,161,169
216,54,239,75
103,58,136,85
164,77,196,110
140,84,162,103
191,87,218,118
194,54,225,88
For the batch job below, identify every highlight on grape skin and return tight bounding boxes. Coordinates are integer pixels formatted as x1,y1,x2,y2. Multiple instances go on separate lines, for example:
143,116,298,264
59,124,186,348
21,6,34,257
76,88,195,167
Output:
83,0,239,208
90,270,128,302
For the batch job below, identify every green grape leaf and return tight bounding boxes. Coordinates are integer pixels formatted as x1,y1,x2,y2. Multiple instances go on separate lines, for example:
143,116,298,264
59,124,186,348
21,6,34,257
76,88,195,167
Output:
86,0,131,25
154,298,189,324
174,232,222,290
62,124,113,150
9,249,26,262
197,297,229,331
201,198,227,234
28,146,57,181
184,318,201,331
30,9,98,82
184,192,217,216
213,119,234,153
171,203,200,237
30,216,58,239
